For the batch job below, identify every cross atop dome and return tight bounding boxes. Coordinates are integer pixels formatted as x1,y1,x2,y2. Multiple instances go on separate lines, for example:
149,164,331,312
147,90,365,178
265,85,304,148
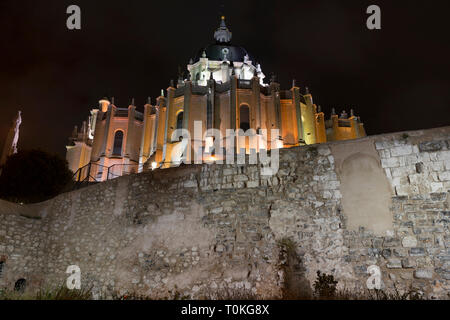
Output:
214,16,232,43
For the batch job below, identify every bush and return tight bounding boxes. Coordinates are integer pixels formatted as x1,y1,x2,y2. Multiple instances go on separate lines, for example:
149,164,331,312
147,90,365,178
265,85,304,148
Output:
0,149,72,203
313,271,338,299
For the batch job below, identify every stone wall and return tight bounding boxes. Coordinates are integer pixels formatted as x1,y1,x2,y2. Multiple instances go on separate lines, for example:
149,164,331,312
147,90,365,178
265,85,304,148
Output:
0,126,449,299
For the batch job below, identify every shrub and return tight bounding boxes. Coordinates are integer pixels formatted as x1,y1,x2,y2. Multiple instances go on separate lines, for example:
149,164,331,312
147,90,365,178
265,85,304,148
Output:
0,149,72,203
313,271,338,299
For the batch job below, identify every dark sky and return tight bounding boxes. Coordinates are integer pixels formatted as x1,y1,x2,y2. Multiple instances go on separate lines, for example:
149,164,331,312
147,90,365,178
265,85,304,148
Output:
1,0,449,157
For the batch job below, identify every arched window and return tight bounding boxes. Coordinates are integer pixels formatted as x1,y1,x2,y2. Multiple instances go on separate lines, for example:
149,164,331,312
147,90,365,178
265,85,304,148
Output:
239,104,250,131
113,131,124,156
176,112,184,130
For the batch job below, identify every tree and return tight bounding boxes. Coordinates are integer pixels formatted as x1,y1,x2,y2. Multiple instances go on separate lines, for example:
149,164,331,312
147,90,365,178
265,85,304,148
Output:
0,149,72,203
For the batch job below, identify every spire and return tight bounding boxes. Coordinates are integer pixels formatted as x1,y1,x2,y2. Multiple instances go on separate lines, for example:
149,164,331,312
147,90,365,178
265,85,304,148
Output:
131,98,135,106
292,79,296,88
331,108,336,116
270,73,276,83
305,87,310,95
178,66,184,81
147,97,151,105
214,16,232,43
350,109,355,117
81,121,87,136
72,125,78,138
318,105,322,113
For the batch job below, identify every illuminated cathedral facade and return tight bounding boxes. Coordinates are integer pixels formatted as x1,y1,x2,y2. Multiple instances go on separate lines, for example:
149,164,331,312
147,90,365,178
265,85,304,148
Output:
66,17,366,181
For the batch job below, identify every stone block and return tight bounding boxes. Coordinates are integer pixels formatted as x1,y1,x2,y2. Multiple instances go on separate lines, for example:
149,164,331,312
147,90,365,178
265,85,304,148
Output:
410,248,425,256
419,141,444,152
408,174,425,185
393,248,408,257
396,185,419,196
401,258,416,268
384,168,392,179
246,180,259,188
384,237,401,247
438,171,450,181
183,180,198,188
321,180,340,190
444,160,450,171
387,258,402,269
317,145,331,156
379,149,391,159
402,236,418,248
234,174,249,182
414,269,433,279
430,193,447,201
437,150,450,161
382,249,392,258
381,157,399,168
391,145,413,157
430,182,444,193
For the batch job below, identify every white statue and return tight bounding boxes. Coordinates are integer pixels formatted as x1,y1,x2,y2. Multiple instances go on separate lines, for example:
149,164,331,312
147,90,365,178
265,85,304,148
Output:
11,111,22,154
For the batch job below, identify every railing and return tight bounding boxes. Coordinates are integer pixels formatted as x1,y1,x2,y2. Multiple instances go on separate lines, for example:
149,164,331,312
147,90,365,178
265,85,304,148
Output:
71,162,108,190
71,162,143,190
106,164,140,180
338,119,352,128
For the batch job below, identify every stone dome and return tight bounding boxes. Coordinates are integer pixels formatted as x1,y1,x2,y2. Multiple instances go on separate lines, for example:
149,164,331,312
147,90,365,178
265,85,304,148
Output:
193,16,255,63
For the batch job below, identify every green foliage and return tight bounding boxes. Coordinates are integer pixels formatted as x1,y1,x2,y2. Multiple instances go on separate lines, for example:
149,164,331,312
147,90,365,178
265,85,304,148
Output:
0,149,72,203
313,271,338,299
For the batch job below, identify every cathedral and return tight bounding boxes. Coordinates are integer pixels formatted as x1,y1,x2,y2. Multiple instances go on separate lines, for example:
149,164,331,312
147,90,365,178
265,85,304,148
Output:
66,17,366,181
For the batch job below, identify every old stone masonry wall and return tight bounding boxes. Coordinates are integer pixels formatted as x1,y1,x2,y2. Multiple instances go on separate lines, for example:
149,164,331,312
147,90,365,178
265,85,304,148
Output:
0,126,449,299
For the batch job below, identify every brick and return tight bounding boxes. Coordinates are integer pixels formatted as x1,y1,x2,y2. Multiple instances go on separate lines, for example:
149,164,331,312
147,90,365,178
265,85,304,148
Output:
390,145,413,157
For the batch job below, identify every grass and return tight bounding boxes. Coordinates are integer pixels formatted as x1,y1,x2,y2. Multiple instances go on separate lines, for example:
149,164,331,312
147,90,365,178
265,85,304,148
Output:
0,273,431,301
0,285,92,300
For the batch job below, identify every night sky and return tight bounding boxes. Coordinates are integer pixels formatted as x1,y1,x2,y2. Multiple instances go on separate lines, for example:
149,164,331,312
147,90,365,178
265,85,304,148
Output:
1,0,449,157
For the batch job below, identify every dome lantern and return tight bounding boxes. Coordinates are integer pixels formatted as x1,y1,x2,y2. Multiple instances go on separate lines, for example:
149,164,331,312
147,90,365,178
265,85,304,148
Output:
214,16,232,43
